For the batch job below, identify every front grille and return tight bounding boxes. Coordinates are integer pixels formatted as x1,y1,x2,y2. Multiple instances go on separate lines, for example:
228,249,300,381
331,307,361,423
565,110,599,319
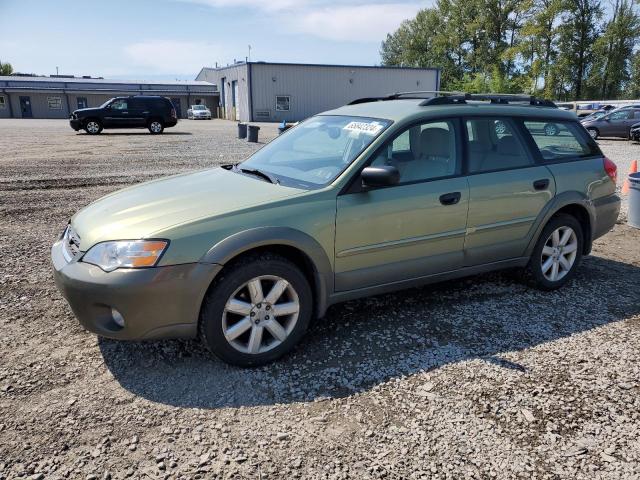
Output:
62,225,81,262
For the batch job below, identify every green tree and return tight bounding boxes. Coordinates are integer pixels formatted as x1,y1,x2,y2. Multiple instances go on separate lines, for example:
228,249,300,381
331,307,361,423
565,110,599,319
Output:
587,0,639,98
0,60,13,76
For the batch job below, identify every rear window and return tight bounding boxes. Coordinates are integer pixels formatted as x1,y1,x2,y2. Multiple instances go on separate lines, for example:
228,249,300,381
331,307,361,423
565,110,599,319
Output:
522,121,600,161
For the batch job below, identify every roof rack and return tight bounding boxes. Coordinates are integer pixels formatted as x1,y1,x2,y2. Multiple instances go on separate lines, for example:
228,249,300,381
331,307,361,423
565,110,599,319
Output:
348,91,556,108
348,90,464,105
420,93,557,108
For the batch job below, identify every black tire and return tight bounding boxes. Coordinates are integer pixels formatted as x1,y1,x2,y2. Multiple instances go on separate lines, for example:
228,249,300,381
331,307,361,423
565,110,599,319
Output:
84,119,103,135
199,253,313,367
544,123,559,136
524,213,583,291
587,128,598,140
148,119,164,134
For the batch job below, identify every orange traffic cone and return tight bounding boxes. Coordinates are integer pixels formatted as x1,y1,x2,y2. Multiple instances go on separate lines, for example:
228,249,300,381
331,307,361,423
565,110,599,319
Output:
622,160,638,195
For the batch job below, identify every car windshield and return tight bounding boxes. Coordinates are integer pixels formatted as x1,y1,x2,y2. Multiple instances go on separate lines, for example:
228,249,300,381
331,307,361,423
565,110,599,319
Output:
193,105,207,110
239,115,392,189
100,99,114,108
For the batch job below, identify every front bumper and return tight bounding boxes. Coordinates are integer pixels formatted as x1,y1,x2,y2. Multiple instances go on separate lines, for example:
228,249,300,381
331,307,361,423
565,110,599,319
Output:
51,240,221,340
69,118,82,131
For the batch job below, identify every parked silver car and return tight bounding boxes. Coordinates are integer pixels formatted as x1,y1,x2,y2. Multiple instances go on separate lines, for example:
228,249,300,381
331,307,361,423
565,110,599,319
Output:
187,105,212,120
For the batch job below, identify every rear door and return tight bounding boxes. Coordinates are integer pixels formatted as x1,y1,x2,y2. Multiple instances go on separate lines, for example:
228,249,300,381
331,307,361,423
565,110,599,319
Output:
463,117,555,266
127,98,149,126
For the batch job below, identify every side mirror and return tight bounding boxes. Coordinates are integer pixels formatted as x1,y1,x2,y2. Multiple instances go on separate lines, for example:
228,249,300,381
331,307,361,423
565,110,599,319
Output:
361,165,400,188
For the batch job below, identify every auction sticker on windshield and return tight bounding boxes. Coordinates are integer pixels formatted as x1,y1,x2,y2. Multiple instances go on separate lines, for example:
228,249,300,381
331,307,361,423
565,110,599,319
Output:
344,121,384,135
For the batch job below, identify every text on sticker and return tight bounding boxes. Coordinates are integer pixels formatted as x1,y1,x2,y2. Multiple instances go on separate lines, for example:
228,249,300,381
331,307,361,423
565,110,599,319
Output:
344,121,383,135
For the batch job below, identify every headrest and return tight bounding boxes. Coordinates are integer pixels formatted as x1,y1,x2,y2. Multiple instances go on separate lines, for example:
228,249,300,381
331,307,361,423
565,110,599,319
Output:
496,135,520,155
420,127,451,157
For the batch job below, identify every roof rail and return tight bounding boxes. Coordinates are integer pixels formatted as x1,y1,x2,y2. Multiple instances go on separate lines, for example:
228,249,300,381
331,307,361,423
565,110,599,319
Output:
348,90,464,105
420,93,557,108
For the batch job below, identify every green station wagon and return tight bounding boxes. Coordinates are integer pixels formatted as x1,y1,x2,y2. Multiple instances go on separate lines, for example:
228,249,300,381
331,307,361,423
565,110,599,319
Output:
52,93,621,366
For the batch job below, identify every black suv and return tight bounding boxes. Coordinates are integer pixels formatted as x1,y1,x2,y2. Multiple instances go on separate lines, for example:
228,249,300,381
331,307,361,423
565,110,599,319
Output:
69,96,178,134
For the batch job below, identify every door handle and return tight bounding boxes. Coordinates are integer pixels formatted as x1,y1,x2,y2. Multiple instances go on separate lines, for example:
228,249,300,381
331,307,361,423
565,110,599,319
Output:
533,179,550,190
439,192,461,206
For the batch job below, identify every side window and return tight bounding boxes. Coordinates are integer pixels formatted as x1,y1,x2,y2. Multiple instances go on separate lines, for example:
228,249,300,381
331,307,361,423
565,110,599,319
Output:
465,117,532,173
110,99,128,110
608,110,630,120
371,120,458,183
633,110,640,119
522,120,600,161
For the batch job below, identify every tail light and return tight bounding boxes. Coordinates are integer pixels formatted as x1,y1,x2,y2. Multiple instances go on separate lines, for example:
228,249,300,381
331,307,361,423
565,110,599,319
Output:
170,108,177,119
604,157,617,184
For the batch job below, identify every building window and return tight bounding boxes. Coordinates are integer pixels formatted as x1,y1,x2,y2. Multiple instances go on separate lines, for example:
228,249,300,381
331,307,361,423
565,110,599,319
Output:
275,95,290,111
0,96,5,109
77,97,88,109
48,96,62,110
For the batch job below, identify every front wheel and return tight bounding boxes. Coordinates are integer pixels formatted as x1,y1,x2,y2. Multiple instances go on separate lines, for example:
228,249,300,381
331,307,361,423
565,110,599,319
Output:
148,120,164,134
544,123,559,136
525,214,583,290
199,253,313,366
84,119,102,135
587,128,598,140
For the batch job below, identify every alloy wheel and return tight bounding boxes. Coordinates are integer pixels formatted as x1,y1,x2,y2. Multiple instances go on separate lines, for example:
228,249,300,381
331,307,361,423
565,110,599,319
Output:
540,226,578,282
222,275,300,354
150,121,162,133
86,121,100,134
544,123,559,136
588,128,598,139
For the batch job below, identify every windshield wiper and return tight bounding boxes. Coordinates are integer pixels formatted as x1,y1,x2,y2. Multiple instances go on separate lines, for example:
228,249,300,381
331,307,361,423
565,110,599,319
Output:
237,166,279,184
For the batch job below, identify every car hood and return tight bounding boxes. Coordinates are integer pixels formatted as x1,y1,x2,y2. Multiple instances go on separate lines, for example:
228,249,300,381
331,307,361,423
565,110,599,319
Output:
73,107,101,116
72,167,304,250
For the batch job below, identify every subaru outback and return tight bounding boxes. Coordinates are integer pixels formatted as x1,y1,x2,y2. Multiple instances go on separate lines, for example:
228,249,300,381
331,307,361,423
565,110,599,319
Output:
52,93,620,366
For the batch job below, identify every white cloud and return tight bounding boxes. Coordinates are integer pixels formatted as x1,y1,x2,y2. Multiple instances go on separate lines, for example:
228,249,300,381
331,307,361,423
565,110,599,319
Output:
286,3,421,42
181,0,302,12
123,40,224,74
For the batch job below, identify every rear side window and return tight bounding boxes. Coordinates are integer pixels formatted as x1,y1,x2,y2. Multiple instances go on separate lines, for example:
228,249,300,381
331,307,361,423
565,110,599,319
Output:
465,117,532,173
522,121,600,161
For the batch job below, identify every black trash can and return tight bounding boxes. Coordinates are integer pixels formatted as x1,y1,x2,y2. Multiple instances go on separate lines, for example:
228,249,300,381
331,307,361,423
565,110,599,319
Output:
247,125,260,143
237,122,247,139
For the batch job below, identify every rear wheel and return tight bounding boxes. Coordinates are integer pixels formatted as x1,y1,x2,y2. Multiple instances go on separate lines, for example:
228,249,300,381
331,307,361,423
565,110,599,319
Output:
148,119,164,134
587,128,598,140
525,214,583,290
84,119,102,135
199,253,312,367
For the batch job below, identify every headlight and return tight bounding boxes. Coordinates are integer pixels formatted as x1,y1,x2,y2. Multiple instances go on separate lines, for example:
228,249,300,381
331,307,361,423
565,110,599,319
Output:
82,240,168,272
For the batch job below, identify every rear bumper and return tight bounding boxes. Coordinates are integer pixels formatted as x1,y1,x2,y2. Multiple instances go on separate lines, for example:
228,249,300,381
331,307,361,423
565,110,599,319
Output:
51,240,221,340
593,193,621,240
165,119,178,127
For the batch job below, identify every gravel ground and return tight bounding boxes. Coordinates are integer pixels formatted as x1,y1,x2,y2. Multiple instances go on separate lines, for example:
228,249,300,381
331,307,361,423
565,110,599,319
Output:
1,119,639,480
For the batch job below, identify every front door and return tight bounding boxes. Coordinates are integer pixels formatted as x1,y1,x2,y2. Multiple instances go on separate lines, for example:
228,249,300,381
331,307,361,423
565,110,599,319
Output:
463,117,555,265
103,98,130,127
19,96,32,118
335,119,469,291
601,109,632,137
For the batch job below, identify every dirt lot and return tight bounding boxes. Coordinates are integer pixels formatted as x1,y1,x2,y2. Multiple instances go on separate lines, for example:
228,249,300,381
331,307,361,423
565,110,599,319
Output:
1,119,639,480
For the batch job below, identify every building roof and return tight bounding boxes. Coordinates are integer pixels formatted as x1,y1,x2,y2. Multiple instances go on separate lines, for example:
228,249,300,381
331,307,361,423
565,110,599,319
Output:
197,61,439,76
0,75,215,87
0,76,218,94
